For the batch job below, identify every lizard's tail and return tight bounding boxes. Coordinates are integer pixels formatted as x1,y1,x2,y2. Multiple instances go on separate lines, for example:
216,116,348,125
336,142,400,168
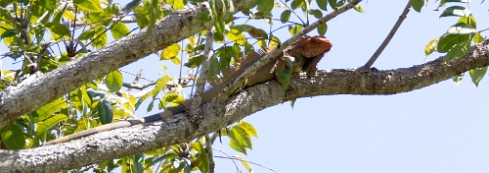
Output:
43,121,137,145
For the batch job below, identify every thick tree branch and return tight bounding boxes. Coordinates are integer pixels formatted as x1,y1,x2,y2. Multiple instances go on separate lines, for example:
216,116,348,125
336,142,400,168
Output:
2,39,488,173
0,0,254,129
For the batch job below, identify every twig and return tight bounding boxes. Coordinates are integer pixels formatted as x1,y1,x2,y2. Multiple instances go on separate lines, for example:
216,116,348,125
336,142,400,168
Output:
122,78,193,90
191,28,214,110
127,69,142,92
278,0,306,26
214,155,277,173
360,2,411,70
205,135,215,173
213,148,242,173
478,27,489,33
123,82,156,90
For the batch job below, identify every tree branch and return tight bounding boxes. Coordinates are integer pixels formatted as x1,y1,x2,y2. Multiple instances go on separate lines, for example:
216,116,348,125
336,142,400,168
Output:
2,38,488,173
361,2,411,69
0,0,254,129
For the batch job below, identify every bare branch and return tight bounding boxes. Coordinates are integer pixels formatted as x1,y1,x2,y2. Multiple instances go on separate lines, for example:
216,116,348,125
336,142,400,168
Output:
62,16,137,28
123,82,156,90
122,77,193,90
361,2,411,69
214,155,277,173
192,29,214,109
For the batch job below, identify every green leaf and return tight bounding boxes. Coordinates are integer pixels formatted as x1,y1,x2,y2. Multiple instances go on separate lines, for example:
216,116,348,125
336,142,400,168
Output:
208,56,220,82
40,0,57,10
191,142,209,173
354,5,364,13
46,22,70,39
132,153,144,173
36,98,67,120
290,98,296,108
110,22,130,40
440,6,470,17
185,55,204,68
162,91,184,108
228,126,252,154
425,39,438,56
122,0,141,13
457,15,476,28
92,26,108,48
173,0,185,10
147,101,154,112
78,30,96,41
36,114,68,139
291,0,304,9
133,6,150,28
98,99,114,124
447,24,476,34
1,29,17,39
2,123,27,149
190,44,206,53
437,33,471,53
86,88,106,101
410,0,424,12
473,32,483,43
233,25,268,39
79,86,92,107
105,70,123,92
444,40,470,61
226,28,247,45
280,10,291,24
214,17,225,42
469,67,487,86
74,0,103,12
135,91,152,110
152,76,170,98
161,43,181,64
330,0,346,9
238,121,257,137
317,23,328,36
235,155,252,172
309,9,323,19
288,24,303,36
316,0,328,11
257,0,273,16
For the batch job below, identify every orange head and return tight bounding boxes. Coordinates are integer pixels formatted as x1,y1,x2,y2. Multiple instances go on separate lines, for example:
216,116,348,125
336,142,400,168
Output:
294,35,332,58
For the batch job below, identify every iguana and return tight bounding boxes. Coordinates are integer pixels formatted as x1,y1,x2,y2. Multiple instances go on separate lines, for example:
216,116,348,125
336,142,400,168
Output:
44,35,332,145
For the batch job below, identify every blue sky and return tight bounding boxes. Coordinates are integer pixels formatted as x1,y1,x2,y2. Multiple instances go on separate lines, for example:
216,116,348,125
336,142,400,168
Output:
2,1,489,173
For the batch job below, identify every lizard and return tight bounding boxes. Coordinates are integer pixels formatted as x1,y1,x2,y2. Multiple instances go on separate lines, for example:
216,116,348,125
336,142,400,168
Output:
44,35,332,145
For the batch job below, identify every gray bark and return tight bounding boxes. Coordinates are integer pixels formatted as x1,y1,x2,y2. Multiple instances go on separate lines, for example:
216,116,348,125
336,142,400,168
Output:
0,39,487,173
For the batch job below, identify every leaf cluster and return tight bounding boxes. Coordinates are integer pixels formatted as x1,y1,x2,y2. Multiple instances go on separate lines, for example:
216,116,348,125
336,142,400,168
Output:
422,0,486,86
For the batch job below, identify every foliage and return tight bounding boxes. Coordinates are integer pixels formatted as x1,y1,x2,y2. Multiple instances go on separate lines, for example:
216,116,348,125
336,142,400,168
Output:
423,0,486,86
0,0,486,172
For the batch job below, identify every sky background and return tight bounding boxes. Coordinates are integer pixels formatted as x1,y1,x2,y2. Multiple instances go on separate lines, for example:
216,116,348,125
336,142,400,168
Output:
2,1,489,173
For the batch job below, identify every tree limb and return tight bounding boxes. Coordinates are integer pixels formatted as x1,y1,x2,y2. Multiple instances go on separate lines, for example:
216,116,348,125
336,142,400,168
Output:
0,0,254,129
2,38,488,173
